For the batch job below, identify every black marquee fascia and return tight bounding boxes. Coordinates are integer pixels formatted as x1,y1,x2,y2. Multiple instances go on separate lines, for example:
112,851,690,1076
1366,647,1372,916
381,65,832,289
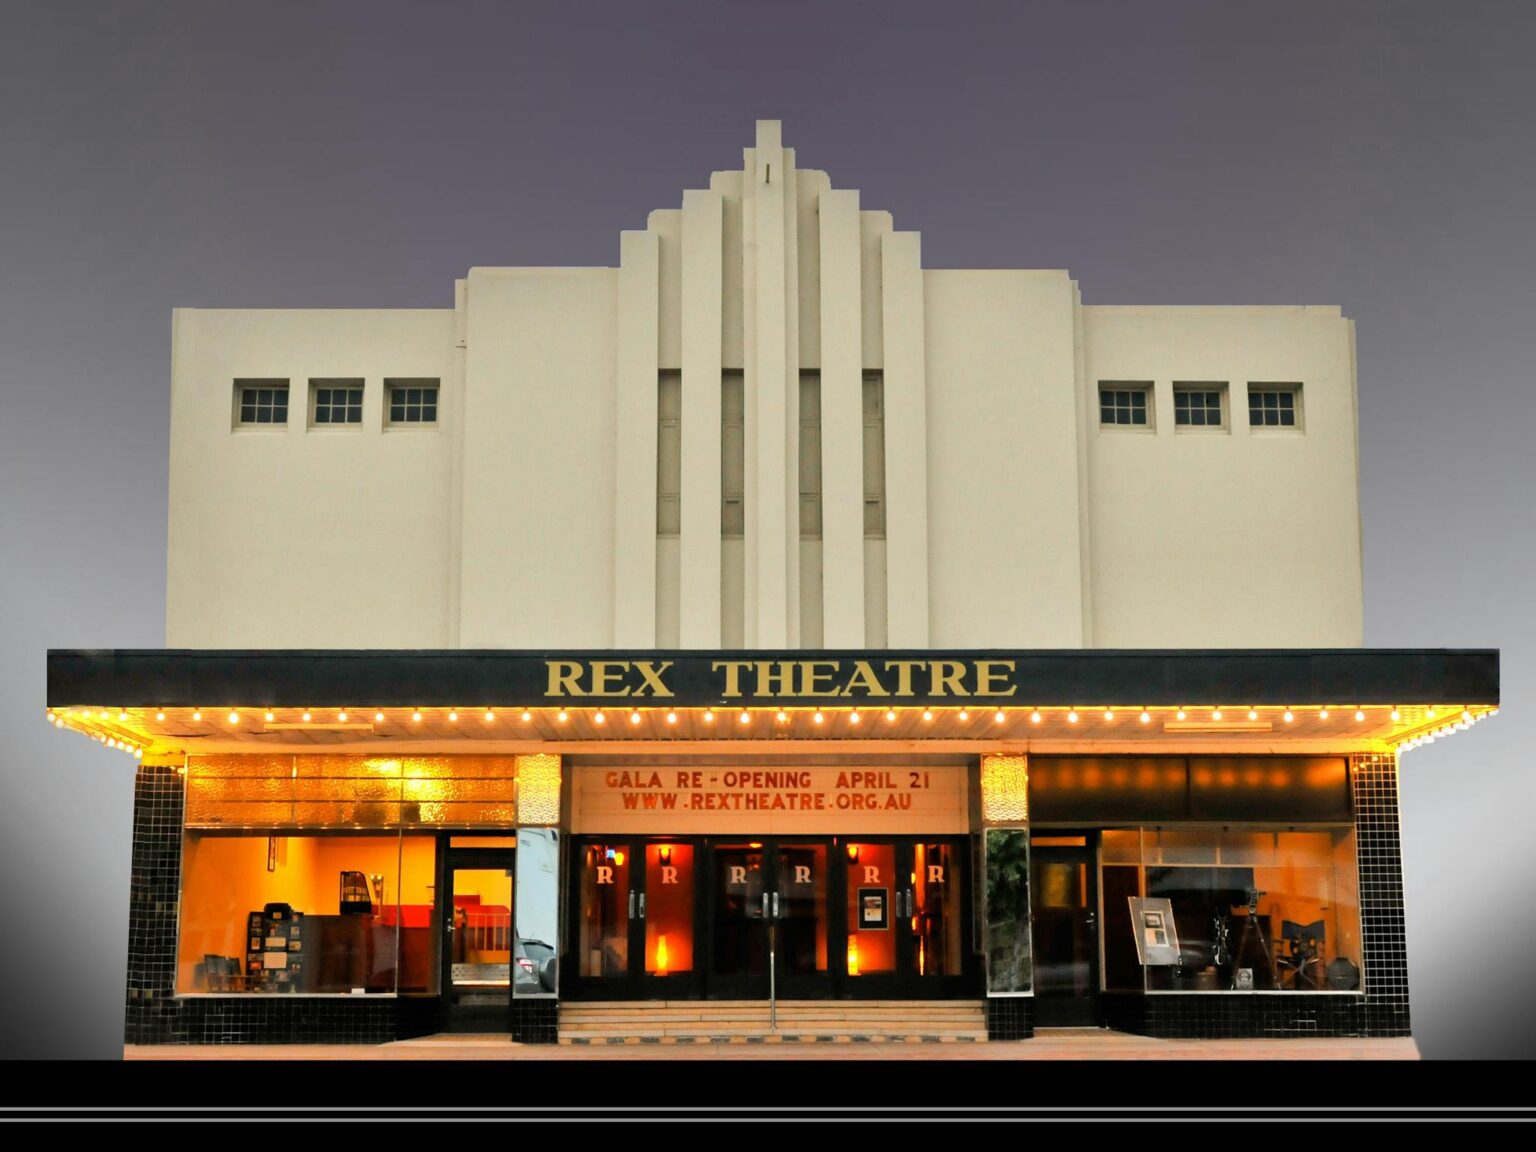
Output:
47,647,1500,710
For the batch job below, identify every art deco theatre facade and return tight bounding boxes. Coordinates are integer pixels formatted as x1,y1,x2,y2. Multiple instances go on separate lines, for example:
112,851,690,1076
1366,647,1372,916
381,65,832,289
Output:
47,122,1497,1045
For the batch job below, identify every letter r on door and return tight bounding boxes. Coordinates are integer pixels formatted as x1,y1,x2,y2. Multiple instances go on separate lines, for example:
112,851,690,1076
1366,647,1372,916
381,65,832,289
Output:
596,865,614,885
928,864,945,884
661,866,678,885
729,866,747,885
864,865,880,884
794,865,811,884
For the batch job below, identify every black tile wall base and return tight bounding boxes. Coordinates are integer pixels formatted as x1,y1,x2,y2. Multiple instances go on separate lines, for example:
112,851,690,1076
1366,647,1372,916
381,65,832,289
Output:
986,997,1035,1040
1108,993,1380,1039
511,998,559,1044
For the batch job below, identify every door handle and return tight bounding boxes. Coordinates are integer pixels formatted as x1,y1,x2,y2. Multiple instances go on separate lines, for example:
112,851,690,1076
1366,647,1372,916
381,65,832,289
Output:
771,892,780,919
761,892,770,919
638,892,647,920
628,890,636,918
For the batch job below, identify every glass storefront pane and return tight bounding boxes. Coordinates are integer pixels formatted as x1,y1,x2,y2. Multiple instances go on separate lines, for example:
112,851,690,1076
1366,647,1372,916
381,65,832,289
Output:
513,828,559,996
449,866,513,1001
576,841,630,979
177,832,433,995
645,842,694,976
712,843,767,979
844,841,896,976
777,842,828,976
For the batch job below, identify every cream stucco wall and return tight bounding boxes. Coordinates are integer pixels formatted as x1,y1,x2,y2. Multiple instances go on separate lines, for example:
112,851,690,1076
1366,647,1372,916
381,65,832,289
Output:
165,122,1363,652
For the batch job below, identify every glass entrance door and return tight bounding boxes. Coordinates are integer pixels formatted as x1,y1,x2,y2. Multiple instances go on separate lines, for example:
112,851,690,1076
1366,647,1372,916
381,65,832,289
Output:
841,838,968,997
1030,835,1101,1026
566,837,700,999
707,839,832,999
442,850,515,1032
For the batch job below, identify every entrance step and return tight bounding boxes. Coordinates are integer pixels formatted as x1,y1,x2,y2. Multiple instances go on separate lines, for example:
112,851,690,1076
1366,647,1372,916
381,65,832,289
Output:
558,1000,988,1044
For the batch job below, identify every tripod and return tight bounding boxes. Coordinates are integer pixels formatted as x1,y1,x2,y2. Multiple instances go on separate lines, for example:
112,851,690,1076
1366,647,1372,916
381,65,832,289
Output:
1229,889,1277,990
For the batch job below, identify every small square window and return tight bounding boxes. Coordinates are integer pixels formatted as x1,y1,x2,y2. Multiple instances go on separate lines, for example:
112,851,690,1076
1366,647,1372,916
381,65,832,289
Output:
1098,384,1151,427
311,379,364,426
1248,384,1302,429
1173,384,1226,429
385,378,441,426
234,380,289,427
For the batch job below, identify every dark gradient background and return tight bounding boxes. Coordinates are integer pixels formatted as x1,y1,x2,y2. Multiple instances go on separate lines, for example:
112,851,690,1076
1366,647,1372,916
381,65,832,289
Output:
2,0,1531,1060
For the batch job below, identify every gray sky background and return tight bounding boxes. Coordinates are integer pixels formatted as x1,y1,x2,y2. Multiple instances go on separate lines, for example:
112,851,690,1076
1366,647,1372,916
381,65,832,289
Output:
2,0,1533,1059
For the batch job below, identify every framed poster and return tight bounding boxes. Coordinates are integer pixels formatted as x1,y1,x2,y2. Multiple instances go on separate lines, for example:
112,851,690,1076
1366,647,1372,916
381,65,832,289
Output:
1128,896,1181,966
858,887,889,930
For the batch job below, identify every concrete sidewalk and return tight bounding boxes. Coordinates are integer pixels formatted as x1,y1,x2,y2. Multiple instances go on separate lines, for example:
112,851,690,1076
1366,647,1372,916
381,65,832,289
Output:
126,1030,1419,1060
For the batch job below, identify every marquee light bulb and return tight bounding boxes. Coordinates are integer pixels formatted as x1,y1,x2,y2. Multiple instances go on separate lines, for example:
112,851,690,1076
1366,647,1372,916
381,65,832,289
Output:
338,710,348,722
301,711,312,722
1103,710,1114,722
813,711,824,725
118,711,128,722
54,717,65,728
1212,710,1223,721
703,709,715,723
192,710,202,722
1426,708,1436,720
594,710,606,725
1283,710,1294,723
849,709,861,725
1462,710,1473,723
995,710,1006,724
1247,709,1258,721
1319,709,1330,720
228,711,239,724
886,710,898,722
1030,710,1042,724
1140,710,1151,724
777,710,788,723
521,710,531,722
632,710,643,725
155,711,165,721
922,710,933,722
1067,711,1078,724
958,709,970,721
556,710,567,723
666,711,677,724
740,711,751,725
448,710,458,722
134,748,144,760
413,710,423,722
265,710,275,722
1354,709,1366,722
1390,709,1401,722
1176,709,1187,721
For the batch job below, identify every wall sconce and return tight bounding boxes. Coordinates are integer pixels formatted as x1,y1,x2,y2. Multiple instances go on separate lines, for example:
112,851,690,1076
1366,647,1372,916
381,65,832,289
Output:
846,843,860,863
659,846,672,867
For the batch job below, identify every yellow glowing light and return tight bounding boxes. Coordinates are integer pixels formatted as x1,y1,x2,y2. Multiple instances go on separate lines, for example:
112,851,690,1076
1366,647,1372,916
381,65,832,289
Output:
1139,710,1151,724
53,718,64,729
1462,710,1473,723
1390,708,1401,721
656,933,669,977
302,711,312,722
1319,709,1330,720
1426,708,1437,719
1247,709,1258,721
134,748,143,760
849,710,861,725
97,711,109,721
227,712,239,724
412,710,423,722
886,710,898,722
847,939,860,977
155,711,165,722
777,710,788,723
995,710,1006,724
922,710,933,722
521,710,531,722
703,709,715,723
118,711,128,722
338,710,348,722
192,710,202,722
1030,710,1042,724
1354,709,1366,722
614,850,625,866
740,711,751,725
1283,710,1294,723
1176,709,1187,721
1103,710,1114,722
556,710,567,723
813,711,824,724
666,711,678,725
1067,711,1078,724
594,710,606,725
958,709,970,721
483,710,495,723
1212,710,1223,721
631,710,642,725
375,711,385,722
448,710,458,722
264,710,275,722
